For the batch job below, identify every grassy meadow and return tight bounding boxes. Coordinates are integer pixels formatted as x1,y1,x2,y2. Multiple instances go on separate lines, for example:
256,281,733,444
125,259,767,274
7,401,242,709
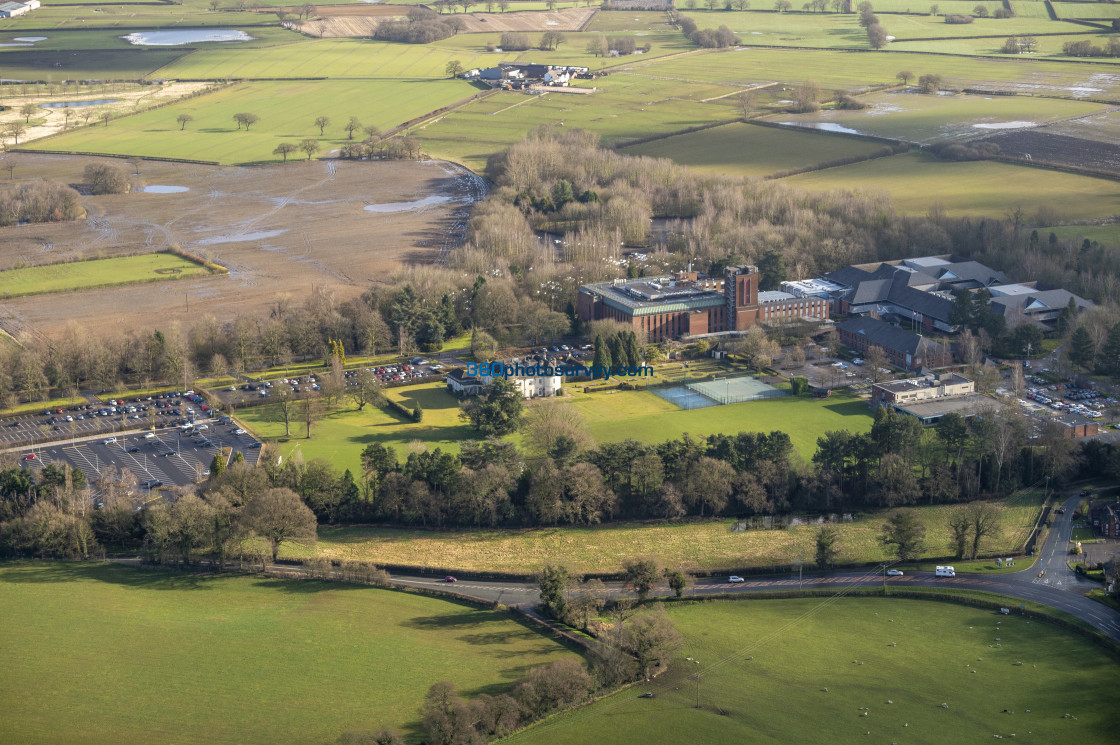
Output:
516,597,1120,745
0,253,212,298
777,92,1110,144
38,79,469,164
286,490,1043,572
0,562,576,745
621,122,890,177
785,151,1120,219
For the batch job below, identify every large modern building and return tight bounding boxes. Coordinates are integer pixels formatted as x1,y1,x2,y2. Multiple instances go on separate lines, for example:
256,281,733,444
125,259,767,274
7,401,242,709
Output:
577,266,829,341
801,254,1091,334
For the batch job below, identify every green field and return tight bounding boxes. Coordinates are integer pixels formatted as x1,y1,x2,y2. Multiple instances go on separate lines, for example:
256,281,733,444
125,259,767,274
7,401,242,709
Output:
0,253,212,299
0,562,575,745
785,151,1120,219
288,492,1043,572
38,79,469,164
776,92,1109,143
1048,223,1120,247
622,122,890,176
238,381,873,474
517,597,1120,745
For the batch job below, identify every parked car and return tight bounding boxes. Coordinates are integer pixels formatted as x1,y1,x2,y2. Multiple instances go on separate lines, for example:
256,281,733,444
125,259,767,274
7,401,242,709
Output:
103,437,117,445
22,453,36,461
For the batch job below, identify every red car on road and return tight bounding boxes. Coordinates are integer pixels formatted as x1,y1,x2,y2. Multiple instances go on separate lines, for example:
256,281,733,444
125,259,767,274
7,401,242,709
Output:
444,576,457,583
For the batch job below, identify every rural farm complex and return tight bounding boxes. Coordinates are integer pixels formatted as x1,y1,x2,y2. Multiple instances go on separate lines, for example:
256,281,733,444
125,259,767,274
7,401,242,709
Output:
1,1,1120,743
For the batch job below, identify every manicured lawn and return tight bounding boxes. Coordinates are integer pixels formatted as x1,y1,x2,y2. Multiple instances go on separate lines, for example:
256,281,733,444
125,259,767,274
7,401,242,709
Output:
0,254,212,299
40,79,468,164
289,493,1044,572
517,597,1120,745
239,379,872,474
569,388,873,460
0,392,85,417
621,122,891,177
775,91,1109,144
0,562,575,745
238,382,476,474
785,151,1120,219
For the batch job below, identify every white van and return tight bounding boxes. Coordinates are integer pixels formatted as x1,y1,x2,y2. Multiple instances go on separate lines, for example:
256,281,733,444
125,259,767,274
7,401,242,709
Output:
935,566,956,577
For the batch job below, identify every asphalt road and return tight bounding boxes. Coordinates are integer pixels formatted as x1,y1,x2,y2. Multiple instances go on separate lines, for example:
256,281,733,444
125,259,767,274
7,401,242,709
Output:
385,492,1120,643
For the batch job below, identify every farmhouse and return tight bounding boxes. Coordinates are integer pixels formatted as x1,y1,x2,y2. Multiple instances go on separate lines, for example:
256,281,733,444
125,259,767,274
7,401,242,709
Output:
836,316,948,372
578,266,829,341
0,0,38,17
463,63,589,89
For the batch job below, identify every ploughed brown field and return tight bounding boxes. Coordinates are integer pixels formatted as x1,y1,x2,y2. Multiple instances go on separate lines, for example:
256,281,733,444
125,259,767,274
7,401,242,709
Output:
0,154,483,339
304,6,597,37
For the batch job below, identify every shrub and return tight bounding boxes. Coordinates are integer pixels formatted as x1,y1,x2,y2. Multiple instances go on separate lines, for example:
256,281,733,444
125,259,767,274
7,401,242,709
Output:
0,181,83,226
500,31,531,51
929,141,1000,161
84,163,130,195
836,93,868,110
944,13,973,23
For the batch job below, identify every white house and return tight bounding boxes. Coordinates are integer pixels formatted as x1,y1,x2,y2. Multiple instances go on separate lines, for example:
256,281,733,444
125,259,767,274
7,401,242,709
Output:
480,355,563,399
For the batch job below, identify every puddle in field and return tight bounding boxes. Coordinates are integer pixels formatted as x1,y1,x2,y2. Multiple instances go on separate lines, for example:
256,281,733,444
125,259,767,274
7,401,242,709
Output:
39,99,120,108
194,229,288,245
972,121,1038,130
364,195,456,213
13,36,47,42
122,29,254,46
779,121,864,135
0,43,33,47
140,185,189,193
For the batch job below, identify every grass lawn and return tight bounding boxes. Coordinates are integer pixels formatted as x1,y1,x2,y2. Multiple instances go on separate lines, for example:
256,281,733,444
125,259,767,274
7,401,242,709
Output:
784,151,1120,219
238,380,873,474
567,387,873,460
774,91,1110,144
0,254,212,299
39,79,468,164
237,382,477,474
620,122,890,177
288,493,1044,573
517,596,1120,745
0,561,576,745
1049,224,1120,247
0,392,85,417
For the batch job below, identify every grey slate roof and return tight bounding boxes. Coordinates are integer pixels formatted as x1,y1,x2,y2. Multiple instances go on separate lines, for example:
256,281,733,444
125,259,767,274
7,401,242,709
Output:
837,316,928,356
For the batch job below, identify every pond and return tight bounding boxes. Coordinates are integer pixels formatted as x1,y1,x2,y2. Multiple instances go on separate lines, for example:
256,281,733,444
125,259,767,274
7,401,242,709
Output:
13,36,47,42
139,185,189,194
121,29,254,46
39,99,120,109
364,195,455,213
779,121,865,136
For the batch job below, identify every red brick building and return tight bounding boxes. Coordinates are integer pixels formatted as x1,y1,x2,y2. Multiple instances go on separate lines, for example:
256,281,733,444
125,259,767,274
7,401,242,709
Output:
577,266,828,341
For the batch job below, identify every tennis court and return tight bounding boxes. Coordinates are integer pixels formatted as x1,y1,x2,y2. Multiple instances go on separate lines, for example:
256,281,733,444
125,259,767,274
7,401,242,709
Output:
689,375,787,405
651,385,720,410
652,375,787,410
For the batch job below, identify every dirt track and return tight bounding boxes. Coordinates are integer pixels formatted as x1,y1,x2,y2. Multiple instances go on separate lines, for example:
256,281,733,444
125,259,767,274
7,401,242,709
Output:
0,154,485,340
303,6,597,38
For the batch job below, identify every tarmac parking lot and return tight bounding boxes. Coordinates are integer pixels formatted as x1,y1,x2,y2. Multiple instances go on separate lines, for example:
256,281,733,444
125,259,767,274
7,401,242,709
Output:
19,425,262,495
